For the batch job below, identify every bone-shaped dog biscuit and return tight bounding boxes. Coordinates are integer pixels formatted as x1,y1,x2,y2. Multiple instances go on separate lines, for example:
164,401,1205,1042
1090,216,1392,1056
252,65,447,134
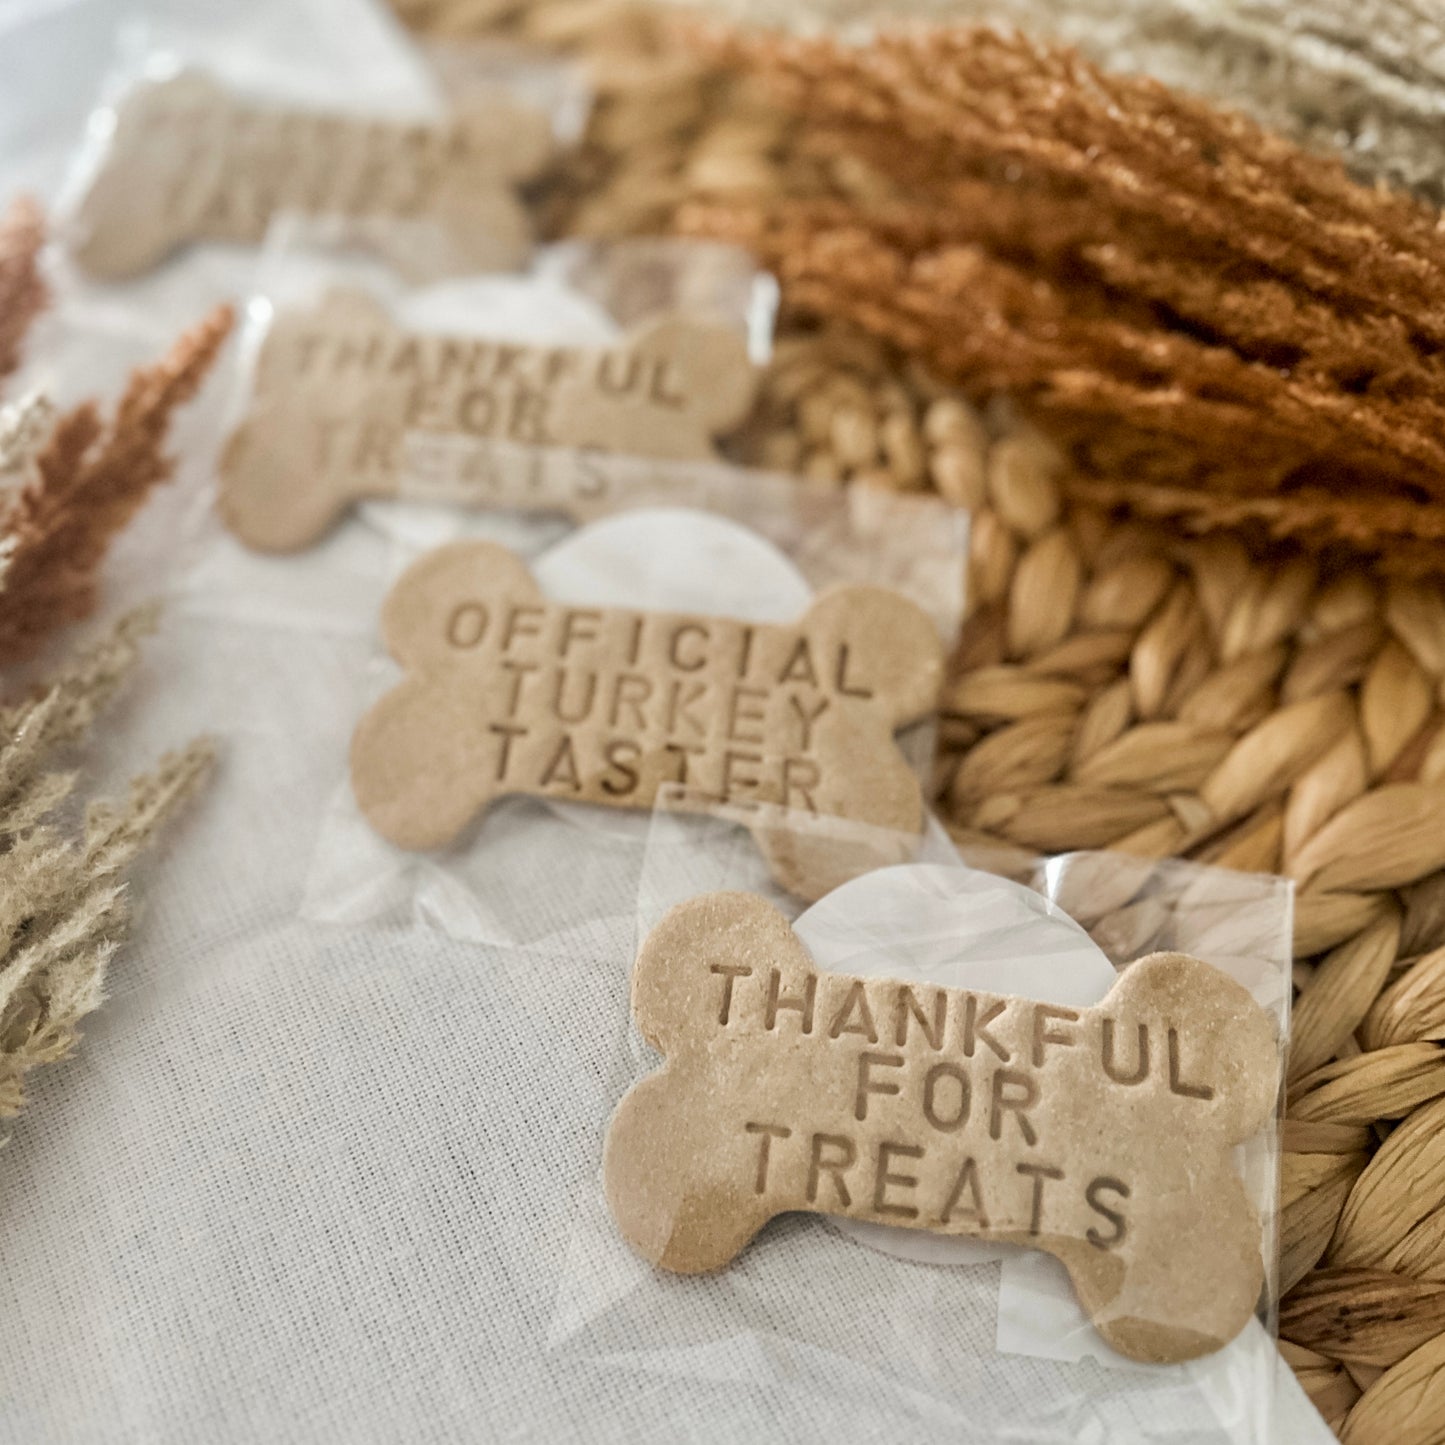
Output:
350,541,944,898
604,892,1279,1364
219,289,759,552
72,72,552,279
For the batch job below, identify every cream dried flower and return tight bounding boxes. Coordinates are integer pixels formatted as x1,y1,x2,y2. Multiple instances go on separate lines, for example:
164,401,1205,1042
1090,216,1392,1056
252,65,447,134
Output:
0,609,213,1123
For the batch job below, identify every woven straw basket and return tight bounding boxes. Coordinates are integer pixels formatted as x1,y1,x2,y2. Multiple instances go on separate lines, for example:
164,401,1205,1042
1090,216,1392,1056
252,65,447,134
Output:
396,2,1445,1437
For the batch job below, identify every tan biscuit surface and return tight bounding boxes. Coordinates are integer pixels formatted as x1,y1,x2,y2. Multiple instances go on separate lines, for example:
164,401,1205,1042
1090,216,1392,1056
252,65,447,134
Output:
604,891,1279,1364
219,288,759,552
350,541,944,897
73,72,550,280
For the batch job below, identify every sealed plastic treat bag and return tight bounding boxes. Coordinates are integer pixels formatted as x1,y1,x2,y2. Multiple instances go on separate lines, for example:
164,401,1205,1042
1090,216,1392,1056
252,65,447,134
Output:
0,0,473,623
189,226,967,944
176,228,776,629
60,22,584,281
549,797,1325,1445
302,467,966,946
214,223,778,554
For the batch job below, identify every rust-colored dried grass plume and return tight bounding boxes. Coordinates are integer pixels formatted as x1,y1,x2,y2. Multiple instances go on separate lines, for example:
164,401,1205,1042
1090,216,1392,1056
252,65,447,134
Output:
0,195,45,386
0,304,234,663
0,196,233,662
683,23,1445,571
0,195,225,1126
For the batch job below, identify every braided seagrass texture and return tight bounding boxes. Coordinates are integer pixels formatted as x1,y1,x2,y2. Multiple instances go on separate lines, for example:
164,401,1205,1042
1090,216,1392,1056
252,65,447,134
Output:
742,323,1445,1443
394,3,1445,1437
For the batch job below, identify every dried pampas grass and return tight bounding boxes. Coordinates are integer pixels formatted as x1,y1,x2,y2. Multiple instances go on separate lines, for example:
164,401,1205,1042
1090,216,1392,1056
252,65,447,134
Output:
0,610,213,1122
0,304,234,663
0,199,235,662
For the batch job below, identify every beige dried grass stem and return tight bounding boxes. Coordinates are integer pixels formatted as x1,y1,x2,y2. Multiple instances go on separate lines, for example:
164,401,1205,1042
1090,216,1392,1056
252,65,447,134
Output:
0,612,214,1123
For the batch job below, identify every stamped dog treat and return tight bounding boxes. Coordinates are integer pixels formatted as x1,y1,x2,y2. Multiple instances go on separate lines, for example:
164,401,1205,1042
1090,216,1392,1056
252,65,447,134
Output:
72,71,552,279
219,289,759,552
350,541,944,898
604,892,1279,1364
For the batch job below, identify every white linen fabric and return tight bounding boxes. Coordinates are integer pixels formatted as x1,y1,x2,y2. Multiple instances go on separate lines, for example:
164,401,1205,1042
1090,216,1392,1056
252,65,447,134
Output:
0,1,1338,1440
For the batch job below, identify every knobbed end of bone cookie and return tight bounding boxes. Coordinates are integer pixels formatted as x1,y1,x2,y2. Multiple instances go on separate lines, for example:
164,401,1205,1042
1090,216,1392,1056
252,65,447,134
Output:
1094,1315,1236,1367
603,1088,773,1276
218,414,356,553
71,166,184,280
605,893,1279,1363
1049,1168,1269,1363
451,97,558,182
71,73,227,280
349,679,497,852
753,813,921,902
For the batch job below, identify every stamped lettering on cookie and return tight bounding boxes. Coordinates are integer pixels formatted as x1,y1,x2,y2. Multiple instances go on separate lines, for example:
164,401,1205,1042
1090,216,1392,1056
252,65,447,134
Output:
72,71,552,279
604,892,1279,1364
349,541,944,898
219,288,759,552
